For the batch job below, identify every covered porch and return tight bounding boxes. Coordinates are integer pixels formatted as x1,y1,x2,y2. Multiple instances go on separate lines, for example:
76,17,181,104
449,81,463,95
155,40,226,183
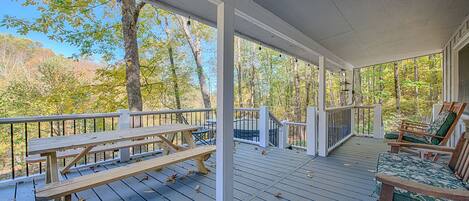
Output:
0,0,469,200
0,136,384,201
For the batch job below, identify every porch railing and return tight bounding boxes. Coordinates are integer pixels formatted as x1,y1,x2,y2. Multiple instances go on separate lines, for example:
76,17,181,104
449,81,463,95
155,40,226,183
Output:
353,105,375,136
281,121,307,149
0,107,284,182
326,106,353,152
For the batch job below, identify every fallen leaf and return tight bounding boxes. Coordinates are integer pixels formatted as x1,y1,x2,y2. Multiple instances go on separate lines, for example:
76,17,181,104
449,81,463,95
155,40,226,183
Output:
261,150,267,155
166,174,177,183
195,185,201,193
78,198,86,201
139,176,149,182
306,173,313,178
274,192,282,198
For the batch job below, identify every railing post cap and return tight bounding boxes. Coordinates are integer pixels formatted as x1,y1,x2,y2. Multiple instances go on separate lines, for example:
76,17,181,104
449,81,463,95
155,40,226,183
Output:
117,109,130,114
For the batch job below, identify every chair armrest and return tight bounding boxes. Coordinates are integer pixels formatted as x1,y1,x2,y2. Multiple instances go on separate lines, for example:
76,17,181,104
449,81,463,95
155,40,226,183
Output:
398,128,445,139
376,173,469,201
388,142,455,153
401,120,430,127
398,128,429,136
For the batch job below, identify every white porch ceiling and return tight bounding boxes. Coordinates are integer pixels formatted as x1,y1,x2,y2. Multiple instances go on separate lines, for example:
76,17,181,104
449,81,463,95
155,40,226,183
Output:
150,0,469,69
254,0,469,67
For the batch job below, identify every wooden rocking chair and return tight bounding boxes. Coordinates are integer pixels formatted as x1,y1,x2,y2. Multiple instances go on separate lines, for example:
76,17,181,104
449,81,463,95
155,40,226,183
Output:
376,132,469,201
388,102,466,160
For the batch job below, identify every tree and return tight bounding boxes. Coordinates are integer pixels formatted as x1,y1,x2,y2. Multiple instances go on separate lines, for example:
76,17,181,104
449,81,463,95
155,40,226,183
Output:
175,16,212,108
162,16,181,110
121,0,145,111
2,0,146,112
393,62,401,114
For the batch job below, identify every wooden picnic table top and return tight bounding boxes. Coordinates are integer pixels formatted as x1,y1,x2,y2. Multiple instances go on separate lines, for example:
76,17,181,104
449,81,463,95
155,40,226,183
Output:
28,124,199,155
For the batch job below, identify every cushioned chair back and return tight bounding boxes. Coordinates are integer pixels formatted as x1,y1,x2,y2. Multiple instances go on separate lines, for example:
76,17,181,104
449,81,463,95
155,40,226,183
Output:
436,102,466,145
449,132,469,182
439,101,452,113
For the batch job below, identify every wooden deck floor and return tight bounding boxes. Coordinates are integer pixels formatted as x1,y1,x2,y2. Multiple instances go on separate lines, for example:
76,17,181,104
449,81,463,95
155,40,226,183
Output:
0,136,386,201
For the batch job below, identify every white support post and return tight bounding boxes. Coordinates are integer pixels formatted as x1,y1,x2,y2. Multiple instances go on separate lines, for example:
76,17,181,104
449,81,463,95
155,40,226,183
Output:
216,1,234,201
373,104,384,139
117,109,131,162
279,121,289,149
259,106,269,148
306,107,317,156
318,56,328,157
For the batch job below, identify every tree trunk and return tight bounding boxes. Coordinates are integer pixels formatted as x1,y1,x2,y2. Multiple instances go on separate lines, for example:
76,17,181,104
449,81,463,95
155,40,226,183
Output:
176,16,211,108
353,69,362,105
163,17,181,110
305,66,312,107
393,62,401,114
328,72,336,107
378,64,383,104
236,38,243,107
268,50,274,107
293,59,301,121
121,0,144,112
249,44,256,107
372,66,376,104
414,58,419,115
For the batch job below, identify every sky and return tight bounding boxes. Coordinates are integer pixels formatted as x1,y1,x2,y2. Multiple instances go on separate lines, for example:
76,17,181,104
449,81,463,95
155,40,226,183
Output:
0,0,81,58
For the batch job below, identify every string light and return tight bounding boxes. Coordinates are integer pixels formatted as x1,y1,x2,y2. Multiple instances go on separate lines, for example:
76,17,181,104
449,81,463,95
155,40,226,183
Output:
295,58,298,62
279,54,282,57
258,46,262,51
187,16,191,26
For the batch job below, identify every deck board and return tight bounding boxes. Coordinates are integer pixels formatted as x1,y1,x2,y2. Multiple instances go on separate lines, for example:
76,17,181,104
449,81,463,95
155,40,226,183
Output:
2,136,385,201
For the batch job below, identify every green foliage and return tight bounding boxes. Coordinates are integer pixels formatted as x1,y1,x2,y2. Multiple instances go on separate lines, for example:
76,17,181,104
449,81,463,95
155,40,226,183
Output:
1,0,122,60
357,54,443,131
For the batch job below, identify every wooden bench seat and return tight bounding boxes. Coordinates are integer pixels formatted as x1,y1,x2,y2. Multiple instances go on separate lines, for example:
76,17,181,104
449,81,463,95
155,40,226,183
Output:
35,145,216,201
26,138,162,163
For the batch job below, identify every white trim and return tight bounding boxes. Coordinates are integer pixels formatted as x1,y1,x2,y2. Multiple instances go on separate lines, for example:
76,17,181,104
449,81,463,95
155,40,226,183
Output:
258,106,269,148
216,1,235,200
306,107,317,156
354,49,442,69
327,133,354,153
450,29,469,102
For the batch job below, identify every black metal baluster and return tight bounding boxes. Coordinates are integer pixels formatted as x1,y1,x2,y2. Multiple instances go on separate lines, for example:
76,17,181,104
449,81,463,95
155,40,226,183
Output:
38,122,42,174
10,124,14,179
25,123,29,176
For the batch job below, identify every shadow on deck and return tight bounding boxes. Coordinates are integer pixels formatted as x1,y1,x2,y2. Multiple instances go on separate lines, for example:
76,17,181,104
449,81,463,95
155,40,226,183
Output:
0,136,386,201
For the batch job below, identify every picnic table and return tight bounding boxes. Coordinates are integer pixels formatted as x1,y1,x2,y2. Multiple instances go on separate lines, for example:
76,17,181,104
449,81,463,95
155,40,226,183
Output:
28,124,199,185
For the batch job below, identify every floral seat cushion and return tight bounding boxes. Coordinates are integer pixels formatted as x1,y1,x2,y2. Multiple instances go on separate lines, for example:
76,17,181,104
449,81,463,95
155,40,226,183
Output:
376,153,467,201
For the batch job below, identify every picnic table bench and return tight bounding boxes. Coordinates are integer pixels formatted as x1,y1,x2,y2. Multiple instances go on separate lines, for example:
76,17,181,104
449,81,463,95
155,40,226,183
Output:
28,124,216,201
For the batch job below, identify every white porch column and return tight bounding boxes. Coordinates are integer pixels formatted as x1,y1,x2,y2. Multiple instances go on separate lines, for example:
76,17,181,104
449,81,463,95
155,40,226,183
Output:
318,56,328,157
279,121,289,149
373,104,384,139
259,106,269,148
216,1,234,201
117,109,131,162
306,107,317,156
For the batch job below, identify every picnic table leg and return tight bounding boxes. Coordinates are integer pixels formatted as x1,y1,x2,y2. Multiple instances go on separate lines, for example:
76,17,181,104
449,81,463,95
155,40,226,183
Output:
42,152,59,184
162,133,177,155
182,131,196,149
61,145,95,174
195,155,209,174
